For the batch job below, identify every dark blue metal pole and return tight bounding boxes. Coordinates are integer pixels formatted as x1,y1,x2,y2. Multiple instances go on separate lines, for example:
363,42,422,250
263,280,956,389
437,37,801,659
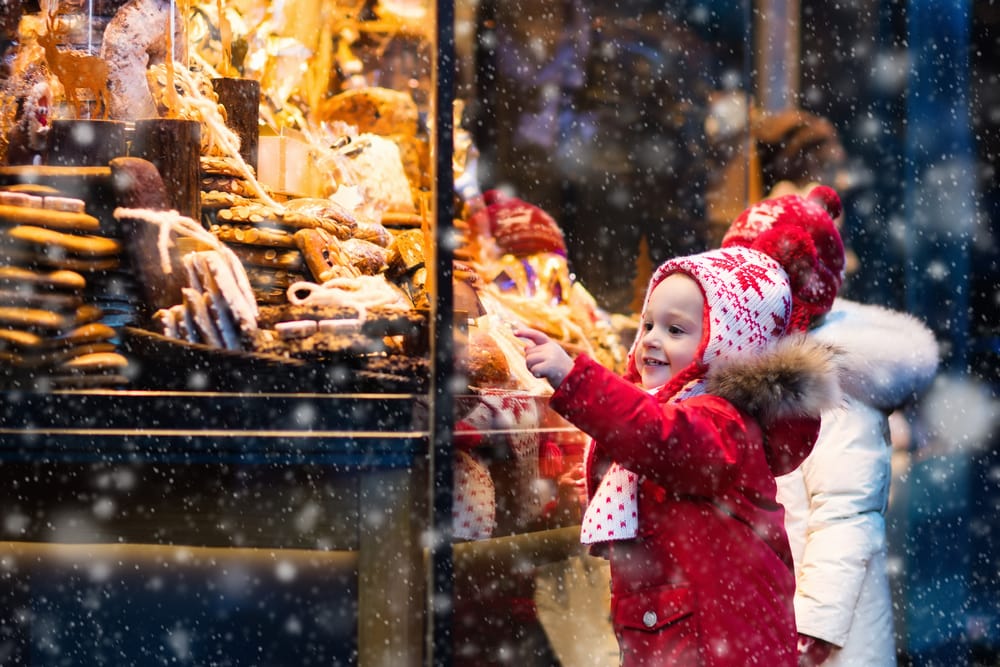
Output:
431,0,456,663
904,0,973,371
903,1,974,664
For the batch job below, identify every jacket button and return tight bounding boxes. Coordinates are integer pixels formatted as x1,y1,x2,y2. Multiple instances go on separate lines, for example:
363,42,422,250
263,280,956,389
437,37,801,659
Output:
642,611,657,628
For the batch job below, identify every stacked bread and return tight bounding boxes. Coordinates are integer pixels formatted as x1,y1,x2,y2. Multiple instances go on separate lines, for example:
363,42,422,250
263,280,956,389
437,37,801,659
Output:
202,188,395,305
0,187,128,389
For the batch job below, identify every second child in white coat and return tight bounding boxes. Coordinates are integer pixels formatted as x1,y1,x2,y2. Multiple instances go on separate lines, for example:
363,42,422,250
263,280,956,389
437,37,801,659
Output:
780,298,938,666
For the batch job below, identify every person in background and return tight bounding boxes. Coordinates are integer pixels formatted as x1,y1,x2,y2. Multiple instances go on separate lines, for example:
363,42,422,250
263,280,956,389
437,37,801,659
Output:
515,187,845,666
721,190,939,666
473,1,721,315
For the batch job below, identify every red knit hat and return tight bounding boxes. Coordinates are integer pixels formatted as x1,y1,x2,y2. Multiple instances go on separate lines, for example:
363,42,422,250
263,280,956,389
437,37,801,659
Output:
722,185,845,331
622,245,794,392
468,190,567,257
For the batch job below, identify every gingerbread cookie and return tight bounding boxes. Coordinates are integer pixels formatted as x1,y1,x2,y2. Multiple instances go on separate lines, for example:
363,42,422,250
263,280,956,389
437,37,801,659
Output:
0,203,101,233
228,245,305,272
201,155,255,179
15,342,117,369
1,184,61,197
0,302,104,333
5,225,121,256
0,266,87,292
215,201,354,239
202,178,258,199
0,288,82,311
45,350,130,389
0,328,43,350
201,190,250,211
0,246,121,273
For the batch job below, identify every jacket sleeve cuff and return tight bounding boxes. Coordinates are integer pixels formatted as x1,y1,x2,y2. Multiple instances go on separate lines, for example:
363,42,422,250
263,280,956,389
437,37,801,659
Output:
549,354,606,421
793,597,849,648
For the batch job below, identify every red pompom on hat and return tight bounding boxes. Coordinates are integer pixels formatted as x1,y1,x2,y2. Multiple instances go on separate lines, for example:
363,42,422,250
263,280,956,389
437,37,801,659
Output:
468,190,567,257
722,186,845,331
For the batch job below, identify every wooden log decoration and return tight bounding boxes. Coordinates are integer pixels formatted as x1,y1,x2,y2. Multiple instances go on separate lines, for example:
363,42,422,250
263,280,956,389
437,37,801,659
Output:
47,119,128,166
130,118,201,222
212,78,260,172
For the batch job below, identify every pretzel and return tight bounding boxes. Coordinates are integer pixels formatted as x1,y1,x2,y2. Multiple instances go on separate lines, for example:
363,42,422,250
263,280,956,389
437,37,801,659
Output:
211,224,296,249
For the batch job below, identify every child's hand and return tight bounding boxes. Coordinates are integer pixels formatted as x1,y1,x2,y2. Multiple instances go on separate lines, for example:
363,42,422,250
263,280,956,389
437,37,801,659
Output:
797,634,835,666
557,462,587,511
513,326,574,389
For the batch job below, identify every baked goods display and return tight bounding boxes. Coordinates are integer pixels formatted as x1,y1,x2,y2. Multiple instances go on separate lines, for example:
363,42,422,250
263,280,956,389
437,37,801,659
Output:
0,0,629,398
0,0,612,570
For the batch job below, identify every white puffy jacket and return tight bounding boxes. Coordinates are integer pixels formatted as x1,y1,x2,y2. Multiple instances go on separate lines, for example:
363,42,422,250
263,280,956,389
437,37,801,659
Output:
778,299,939,667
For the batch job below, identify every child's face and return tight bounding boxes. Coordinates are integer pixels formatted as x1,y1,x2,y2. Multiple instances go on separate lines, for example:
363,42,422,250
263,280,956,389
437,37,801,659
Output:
637,273,705,390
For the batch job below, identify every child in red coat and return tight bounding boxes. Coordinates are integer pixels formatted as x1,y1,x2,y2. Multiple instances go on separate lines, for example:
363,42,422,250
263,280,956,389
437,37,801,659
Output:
515,188,844,666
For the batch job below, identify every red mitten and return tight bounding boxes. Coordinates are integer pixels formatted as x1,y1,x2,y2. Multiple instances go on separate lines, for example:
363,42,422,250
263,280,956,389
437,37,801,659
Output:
538,437,564,479
454,420,483,451
797,633,835,667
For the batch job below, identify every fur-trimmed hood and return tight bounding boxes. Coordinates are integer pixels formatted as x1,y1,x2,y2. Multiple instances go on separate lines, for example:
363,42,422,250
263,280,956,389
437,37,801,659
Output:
811,298,939,411
705,333,841,475
706,333,840,423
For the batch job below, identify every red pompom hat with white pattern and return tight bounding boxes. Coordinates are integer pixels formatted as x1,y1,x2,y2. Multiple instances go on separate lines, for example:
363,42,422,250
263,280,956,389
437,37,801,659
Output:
722,185,846,333
620,186,844,403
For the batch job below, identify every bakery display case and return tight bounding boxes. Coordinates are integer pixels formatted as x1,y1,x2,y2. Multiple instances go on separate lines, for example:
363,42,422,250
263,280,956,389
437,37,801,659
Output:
0,0,594,663
0,1,979,665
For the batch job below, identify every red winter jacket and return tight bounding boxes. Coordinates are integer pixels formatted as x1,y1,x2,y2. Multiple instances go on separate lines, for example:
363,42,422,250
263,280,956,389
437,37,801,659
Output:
550,340,838,667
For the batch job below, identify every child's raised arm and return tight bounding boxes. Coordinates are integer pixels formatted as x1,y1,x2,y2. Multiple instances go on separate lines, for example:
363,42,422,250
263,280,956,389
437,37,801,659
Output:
513,326,574,389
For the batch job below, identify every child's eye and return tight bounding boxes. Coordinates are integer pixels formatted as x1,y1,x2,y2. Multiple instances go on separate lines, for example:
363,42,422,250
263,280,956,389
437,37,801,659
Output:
668,325,686,335
642,321,654,332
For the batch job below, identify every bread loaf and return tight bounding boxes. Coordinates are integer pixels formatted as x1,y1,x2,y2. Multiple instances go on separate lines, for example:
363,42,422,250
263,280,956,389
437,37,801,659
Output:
320,87,419,136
